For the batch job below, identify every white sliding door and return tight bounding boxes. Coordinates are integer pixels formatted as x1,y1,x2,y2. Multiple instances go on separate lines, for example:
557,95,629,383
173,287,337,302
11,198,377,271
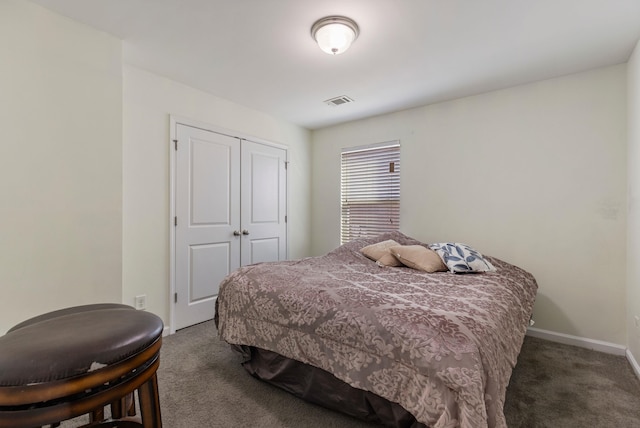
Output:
173,122,287,331
175,124,240,330
240,140,287,265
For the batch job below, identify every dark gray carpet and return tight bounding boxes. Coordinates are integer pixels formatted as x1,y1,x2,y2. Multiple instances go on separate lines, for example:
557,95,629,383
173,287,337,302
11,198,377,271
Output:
504,335,640,427
63,321,640,427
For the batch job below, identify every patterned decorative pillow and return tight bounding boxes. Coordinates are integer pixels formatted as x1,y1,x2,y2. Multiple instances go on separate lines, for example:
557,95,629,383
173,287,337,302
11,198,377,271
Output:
428,243,496,273
360,239,403,267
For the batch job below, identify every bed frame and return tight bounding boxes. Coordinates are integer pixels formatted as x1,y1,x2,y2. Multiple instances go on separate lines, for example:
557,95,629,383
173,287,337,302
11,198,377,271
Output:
233,344,426,428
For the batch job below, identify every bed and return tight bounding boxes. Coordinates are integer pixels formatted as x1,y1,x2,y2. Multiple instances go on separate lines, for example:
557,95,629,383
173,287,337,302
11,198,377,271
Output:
215,231,537,428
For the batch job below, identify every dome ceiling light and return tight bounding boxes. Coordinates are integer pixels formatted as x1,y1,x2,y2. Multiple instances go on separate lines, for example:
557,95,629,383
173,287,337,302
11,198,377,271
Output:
311,16,360,55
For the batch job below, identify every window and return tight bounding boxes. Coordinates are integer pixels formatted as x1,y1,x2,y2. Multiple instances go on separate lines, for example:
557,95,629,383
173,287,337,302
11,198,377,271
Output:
341,141,400,244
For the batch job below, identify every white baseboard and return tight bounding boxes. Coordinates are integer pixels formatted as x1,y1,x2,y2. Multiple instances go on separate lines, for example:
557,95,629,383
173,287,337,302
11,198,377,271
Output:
163,326,171,337
627,348,640,379
526,327,627,356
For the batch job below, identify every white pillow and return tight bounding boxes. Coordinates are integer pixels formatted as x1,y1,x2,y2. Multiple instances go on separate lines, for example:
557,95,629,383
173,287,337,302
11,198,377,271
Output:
429,243,496,273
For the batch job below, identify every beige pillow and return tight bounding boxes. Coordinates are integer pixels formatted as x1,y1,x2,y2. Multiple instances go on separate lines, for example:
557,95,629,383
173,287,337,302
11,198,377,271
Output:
389,245,448,273
360,240,403,267
376,252,402,267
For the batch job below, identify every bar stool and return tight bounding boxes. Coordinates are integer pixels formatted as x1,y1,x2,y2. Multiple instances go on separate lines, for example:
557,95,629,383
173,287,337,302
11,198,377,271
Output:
0,304,164,427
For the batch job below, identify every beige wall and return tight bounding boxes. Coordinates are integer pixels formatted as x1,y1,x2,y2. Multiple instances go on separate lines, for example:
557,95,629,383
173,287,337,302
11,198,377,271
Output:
627,40,640,363
122,65,311,327
0,1,123,333
0,1,311,334
312,65,628,345
2,0,635,353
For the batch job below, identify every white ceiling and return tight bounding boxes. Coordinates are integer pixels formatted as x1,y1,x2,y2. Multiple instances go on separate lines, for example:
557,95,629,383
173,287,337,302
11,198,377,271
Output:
29,0,640,130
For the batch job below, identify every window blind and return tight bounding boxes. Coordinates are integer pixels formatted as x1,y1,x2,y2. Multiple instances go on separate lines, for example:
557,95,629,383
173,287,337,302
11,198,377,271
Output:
341,141,400,244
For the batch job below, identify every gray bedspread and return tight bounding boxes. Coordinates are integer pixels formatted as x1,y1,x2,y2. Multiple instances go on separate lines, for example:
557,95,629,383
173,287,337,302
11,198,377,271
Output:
216,232,537,428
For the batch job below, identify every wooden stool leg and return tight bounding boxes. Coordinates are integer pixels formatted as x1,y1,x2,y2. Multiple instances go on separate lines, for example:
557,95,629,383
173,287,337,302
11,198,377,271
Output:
127,392,137,417
90,408,105,423
138,374,162,428
111,396,126,419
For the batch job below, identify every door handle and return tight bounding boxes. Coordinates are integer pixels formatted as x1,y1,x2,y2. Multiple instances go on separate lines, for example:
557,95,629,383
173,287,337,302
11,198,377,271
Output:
233,230,241,236
242,229,250,235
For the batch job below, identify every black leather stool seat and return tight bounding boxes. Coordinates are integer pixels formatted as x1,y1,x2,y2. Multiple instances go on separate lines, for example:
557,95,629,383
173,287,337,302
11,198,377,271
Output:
0,304,164,428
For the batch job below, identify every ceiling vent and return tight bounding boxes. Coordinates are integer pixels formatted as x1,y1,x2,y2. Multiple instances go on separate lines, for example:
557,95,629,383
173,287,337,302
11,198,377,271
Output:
324,95,354,107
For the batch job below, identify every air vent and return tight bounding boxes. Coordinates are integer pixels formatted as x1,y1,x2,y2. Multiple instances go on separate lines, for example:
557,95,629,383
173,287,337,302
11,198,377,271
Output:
324,95,354,107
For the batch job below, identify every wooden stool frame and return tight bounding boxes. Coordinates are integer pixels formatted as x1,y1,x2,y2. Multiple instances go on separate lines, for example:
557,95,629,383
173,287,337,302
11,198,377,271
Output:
0,337,162,428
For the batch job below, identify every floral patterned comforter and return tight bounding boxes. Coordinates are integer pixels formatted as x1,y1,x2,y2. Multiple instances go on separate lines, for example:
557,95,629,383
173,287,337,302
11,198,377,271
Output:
216,232,537,428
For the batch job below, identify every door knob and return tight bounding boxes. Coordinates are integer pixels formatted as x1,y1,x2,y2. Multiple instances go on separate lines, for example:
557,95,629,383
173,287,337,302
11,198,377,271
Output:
233,230,241,236
242,229,250,235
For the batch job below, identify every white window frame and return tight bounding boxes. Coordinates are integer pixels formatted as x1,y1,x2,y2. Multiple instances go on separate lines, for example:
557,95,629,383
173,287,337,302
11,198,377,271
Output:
340,141,400,244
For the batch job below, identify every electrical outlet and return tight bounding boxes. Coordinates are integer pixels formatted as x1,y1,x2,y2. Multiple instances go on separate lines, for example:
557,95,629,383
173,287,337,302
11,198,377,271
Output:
134,295,147,311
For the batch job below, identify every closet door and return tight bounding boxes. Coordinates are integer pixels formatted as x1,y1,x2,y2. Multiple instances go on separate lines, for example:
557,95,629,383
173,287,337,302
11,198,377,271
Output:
175,124,240,330
240,140,287,265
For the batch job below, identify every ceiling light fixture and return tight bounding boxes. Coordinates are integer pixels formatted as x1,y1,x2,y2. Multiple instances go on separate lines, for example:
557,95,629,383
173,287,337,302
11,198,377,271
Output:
311,16,359,55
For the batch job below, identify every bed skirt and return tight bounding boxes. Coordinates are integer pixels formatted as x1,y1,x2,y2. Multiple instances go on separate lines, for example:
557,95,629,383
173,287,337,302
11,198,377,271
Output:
230,344,427,428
